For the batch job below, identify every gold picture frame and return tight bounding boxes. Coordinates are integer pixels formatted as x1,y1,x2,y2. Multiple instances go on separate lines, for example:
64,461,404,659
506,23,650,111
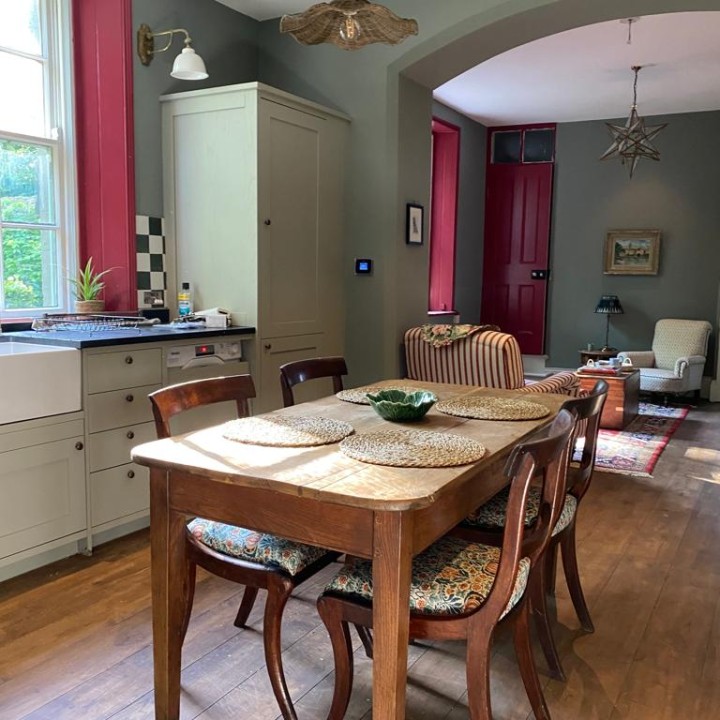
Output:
604,229,661,275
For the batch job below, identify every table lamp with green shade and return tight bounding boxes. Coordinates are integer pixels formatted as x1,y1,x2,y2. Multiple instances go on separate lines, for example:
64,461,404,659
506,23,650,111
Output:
594,295,624,350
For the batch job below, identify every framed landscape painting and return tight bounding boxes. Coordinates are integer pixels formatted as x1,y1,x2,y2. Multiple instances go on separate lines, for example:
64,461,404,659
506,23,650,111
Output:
604,229,661,275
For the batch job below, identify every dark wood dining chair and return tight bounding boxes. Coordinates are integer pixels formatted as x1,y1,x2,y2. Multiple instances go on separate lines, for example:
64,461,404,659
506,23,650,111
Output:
316,409,575,720
149,374,340,720
280,356,348,407
455,379,608,681
278,355,376,657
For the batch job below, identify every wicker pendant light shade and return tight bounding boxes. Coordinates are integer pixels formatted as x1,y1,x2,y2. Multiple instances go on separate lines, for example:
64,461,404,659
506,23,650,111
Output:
280,0,418,50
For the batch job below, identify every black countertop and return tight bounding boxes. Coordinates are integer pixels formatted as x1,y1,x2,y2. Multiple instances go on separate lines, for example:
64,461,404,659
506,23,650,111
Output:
1,324,256,349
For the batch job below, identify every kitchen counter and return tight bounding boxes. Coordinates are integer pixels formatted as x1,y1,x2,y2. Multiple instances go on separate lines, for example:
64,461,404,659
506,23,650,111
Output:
1,324,256,349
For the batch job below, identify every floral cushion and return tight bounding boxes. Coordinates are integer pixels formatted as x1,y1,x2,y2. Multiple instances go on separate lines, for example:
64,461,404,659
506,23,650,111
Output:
324,536,530,619
187,518,330,576
420,323,491,348
463,487,577,537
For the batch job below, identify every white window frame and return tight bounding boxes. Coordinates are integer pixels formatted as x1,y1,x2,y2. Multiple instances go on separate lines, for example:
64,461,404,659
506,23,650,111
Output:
0,0,77,319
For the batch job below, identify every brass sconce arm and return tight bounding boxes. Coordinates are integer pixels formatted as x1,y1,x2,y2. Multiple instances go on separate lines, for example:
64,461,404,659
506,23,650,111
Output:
137,24,192,66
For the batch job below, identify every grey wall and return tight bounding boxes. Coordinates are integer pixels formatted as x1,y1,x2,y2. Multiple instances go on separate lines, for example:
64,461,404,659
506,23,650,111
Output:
432,101,487,323
549,110,720,368
256,0,720,385
132,0,259,216
127,0,720,385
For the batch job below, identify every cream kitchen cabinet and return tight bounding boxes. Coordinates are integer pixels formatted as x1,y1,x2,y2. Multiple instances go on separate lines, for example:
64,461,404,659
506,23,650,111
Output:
162,83,348,413
0,413,86,581
82,345,162,542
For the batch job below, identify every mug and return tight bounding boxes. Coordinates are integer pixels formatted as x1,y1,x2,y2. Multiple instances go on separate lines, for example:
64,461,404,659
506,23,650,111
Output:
609,357,621,368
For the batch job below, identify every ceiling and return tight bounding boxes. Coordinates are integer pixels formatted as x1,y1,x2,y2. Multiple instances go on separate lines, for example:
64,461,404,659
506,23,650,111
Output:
214,4,720,126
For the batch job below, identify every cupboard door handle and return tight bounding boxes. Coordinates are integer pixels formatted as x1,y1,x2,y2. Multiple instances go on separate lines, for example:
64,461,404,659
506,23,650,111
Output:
264,343,272,350
75,441,84,450
127,470,135,479
125,356,134,364
264,219,272,226
126,431,135,439
125,394,134,402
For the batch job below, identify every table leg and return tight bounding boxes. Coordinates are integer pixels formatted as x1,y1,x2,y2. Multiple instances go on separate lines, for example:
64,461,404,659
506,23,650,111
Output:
150,468,188,720
372,511,413,720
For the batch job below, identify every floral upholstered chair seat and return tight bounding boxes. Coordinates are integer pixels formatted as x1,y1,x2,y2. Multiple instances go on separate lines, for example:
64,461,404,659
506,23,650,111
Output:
324,535,530,619
462,486,577,537
188,518,330,576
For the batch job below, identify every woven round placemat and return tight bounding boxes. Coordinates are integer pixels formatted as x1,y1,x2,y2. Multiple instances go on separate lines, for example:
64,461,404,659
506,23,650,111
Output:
436,396,550,421
339,429,486,468
222,416,354,447
336,385,427,405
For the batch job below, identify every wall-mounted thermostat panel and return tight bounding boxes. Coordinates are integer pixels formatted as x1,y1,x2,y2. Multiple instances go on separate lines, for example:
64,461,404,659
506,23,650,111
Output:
355,258,373,275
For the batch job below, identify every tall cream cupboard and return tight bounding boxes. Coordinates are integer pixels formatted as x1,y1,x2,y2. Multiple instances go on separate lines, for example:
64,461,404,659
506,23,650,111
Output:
161,83,348,412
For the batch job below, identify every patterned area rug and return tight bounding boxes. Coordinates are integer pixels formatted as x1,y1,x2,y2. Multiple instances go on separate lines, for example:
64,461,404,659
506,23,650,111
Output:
593,402,689,477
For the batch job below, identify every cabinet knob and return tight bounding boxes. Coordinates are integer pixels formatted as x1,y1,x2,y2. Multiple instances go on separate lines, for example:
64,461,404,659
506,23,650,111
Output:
264,343,272,350
126,431,135,439
125,355,134,364
125,394,134,402
75,441,84,450
127,470,135,479
264,219,272,226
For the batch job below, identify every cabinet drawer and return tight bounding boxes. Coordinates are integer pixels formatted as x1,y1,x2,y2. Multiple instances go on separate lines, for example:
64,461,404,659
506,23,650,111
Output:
91,462,149,527
88,421,156,472
87,384,160,433
0,436,86,559
86,349,162,393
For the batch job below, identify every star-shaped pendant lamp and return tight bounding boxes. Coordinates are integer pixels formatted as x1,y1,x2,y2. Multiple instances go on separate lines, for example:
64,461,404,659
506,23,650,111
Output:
600,66,667,178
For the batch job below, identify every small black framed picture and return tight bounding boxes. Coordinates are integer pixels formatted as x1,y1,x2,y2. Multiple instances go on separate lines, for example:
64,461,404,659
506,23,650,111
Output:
406,203,424,245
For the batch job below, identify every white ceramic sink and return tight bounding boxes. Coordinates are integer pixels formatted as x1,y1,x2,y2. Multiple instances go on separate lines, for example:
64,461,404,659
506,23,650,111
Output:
0,342,81,425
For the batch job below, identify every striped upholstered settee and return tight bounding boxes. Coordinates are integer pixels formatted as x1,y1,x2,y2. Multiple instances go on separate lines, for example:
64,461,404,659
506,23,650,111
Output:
403,326,580,396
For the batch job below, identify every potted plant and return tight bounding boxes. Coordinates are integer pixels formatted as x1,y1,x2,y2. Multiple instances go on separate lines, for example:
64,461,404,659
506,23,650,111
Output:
69,257,114,313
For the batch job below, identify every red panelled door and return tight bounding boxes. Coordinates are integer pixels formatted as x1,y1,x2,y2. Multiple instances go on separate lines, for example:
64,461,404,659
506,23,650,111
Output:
481,127,555,355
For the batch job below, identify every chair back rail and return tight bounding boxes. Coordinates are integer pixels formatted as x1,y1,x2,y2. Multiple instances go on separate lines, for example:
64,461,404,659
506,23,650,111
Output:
280,356,348,407
149,374,256,438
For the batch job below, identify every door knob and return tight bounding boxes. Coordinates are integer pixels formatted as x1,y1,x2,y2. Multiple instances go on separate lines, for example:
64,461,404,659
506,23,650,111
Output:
264,219,272,226
531,269,549,280
264,343,272,350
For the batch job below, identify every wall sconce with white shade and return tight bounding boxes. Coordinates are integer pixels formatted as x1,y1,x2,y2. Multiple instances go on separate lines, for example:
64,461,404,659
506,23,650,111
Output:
137,24,209,80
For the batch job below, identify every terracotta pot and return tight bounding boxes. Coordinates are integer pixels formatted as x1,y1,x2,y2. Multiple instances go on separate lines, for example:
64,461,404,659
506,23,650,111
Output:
74,299,105,314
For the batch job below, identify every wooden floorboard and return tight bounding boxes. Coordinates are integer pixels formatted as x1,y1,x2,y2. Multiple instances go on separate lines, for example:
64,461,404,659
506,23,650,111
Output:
1,401,718,719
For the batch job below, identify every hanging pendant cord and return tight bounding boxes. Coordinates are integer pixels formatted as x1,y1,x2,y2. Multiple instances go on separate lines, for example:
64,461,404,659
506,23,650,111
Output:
631,65,641,108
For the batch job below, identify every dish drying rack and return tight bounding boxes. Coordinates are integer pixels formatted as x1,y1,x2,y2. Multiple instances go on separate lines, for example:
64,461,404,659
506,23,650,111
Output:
32,313,156,332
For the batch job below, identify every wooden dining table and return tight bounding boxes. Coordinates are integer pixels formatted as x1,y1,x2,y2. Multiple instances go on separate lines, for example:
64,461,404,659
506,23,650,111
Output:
131,380,568,720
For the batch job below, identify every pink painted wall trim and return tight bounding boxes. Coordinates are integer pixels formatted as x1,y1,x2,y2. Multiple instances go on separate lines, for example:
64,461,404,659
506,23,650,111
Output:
73,0,136,311
429,118,460,312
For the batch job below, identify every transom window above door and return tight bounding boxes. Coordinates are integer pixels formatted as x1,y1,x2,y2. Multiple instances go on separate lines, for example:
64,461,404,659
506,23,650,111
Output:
491,127,555,164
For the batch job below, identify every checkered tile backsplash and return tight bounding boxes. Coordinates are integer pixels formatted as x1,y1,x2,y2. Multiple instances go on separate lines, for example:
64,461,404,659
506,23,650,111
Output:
136,215,166,308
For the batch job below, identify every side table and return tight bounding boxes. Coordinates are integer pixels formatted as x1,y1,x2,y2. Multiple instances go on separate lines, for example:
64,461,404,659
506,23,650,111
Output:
575,369,640,430
579,348,617,366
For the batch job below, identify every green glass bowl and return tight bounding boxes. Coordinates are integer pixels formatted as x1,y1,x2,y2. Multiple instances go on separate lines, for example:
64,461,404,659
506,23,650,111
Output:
366,389,437,422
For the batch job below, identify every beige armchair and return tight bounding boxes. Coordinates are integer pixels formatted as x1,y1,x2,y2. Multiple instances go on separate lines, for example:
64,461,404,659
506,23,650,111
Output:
617,318,712,399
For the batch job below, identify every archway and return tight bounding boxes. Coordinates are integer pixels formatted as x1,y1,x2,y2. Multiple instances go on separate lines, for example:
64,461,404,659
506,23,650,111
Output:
383,0,720,376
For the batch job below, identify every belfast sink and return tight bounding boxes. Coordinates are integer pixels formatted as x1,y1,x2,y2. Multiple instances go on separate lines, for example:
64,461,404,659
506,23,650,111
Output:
0,342,81,425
